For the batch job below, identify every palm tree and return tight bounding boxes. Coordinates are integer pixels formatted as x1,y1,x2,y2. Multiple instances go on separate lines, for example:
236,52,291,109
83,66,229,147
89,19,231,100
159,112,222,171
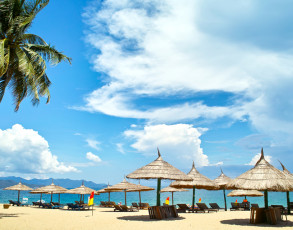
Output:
0,0,71,111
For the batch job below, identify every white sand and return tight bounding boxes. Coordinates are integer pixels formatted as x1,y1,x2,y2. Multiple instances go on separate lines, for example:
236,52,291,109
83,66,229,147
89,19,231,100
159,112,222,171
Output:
1,205,293,230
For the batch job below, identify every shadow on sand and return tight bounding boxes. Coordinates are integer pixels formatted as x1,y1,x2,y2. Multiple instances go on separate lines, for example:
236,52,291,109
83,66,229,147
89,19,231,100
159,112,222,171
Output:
0,213,22,219
117,215,185,222
221,218,293,228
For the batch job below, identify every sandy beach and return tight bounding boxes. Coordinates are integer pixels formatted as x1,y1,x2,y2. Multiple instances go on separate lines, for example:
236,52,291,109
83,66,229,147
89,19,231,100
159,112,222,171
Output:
1,205,293,230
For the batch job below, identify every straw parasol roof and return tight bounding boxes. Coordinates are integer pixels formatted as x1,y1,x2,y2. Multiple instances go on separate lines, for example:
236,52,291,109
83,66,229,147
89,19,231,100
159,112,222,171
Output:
213,168,232,211
127,149,191,206
160,185,187,205
95,184,120,202
34,181,67,203
105,178,141,205
227,190,263,197
226,149,293,192
4,182,33,203
126,149,192,181
171,162,220,190
160,186,188,193
67,183,95,195
3,182,32,191
213,169,232,189
105,178,141,191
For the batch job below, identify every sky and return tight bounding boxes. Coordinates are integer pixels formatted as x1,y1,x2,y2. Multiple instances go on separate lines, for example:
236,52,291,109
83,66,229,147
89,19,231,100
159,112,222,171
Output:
1,0,293,185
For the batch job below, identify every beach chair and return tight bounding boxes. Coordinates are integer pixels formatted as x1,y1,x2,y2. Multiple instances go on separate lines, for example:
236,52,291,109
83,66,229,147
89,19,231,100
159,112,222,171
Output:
109,201,116,207
177,204,193,213
51,202,64,209
8,200,21,206
121,205,139,212
230,202,242,211
32,202,40,206
140,203,150,210
209,203,225,211
67,203,83,210
132,203,139,209
240,202,250,210
100,201,107,207
114,204,123,212
20,197,29,206
251,204,259,209
196,203,218,213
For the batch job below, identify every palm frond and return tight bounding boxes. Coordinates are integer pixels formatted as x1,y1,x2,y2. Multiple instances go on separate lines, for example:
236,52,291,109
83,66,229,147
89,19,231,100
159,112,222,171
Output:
27,44,72,65
20,33,47,45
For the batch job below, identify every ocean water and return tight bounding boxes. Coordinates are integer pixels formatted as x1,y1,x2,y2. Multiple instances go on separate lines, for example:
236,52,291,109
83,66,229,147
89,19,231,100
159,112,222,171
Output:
1,189,292,208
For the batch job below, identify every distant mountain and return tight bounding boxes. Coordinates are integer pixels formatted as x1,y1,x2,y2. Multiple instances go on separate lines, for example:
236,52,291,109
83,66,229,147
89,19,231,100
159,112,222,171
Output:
0,177,107,190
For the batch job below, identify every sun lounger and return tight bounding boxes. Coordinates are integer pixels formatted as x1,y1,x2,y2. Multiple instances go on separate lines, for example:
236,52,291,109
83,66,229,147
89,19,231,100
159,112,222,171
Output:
100,201,107,207
121,205,139,212
240,202,250,210
139,203,150,209
8,200,21,206
251,204,259,209
196,203,218,213
114,204,123,211
132,203,139,209
209,203,225,211
67,203,83,210
230,202,243,211
177,204,193,213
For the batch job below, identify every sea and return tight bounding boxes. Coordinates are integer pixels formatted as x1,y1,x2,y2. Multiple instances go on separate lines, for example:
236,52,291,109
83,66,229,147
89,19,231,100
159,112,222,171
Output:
0,189,292,207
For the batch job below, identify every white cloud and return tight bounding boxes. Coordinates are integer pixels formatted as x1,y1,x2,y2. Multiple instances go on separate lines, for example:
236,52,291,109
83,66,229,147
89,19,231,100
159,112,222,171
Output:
246,153,272,166
116,143,125,154
124,124,209,167
0,124,77,174
86,152,102,163
86,138,100,150
78,0,293,148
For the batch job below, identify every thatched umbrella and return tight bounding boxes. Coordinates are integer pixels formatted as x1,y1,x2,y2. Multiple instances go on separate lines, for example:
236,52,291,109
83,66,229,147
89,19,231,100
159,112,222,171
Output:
96,184,120,202
226,148,293,209
127,149,192,206
3,182,32,203
160,186,187,205
213,169,232,211
279,161,293,214
105,178,141,206
171,162,220,212
35,181,67,203
227,189,263,198
67,182,95,202
127,183,155,206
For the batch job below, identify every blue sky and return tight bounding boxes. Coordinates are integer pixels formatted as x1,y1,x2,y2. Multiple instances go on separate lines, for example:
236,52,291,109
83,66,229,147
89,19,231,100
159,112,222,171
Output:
1,0,293,185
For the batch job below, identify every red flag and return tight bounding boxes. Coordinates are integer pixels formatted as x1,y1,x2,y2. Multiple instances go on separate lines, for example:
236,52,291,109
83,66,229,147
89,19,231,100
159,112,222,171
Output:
199,198,202,203
88,191,94,206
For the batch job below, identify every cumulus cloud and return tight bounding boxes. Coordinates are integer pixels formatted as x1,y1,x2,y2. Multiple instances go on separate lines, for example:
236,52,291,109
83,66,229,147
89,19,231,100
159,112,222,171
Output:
86,138,100,150
0,124,77,174
86,152,102,163
124,124,209,167
246,153,272,166
78,0,293,147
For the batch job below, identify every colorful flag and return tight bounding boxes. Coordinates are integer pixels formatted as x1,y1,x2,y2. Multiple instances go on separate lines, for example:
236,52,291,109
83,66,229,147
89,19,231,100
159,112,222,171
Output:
235,199,237,203
88,191,94,206
199,198,201,203
165,197,170,205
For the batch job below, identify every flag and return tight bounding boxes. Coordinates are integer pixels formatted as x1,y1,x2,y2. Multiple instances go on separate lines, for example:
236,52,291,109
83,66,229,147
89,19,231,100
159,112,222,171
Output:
199,198,201,203
235,199,237,203
88,191,94,206
165,197,170,205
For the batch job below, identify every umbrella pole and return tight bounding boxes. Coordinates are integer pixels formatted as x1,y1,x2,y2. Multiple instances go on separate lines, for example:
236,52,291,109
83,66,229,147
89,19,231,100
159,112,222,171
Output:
59,194,60,203
172,192,174,205
156,178,161,206
124,190,127,206
51,192,53,203
264,190,268,209
287,191,291,214
223,189,227,211
139,191,141,207
109,192,110,202
40,193,42,203
192,186,195,213
18,190,20,203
